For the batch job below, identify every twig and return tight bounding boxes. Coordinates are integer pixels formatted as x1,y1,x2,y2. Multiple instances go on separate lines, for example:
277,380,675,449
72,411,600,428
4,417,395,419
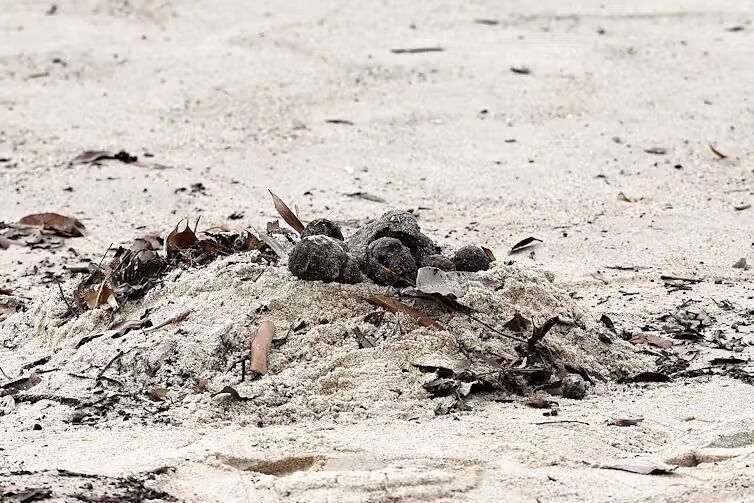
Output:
535,420,589,425
97,243,113,267
660,275,702,284
55,278,78,318
142,310,191,334
96,350,123,381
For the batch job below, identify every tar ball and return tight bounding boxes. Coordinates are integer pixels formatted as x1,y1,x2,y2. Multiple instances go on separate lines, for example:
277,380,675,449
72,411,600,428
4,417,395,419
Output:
288,235,361,284
561,374,588,399
453,245,491,272
301,218,344,241
365,237,417,285
420,254,456,271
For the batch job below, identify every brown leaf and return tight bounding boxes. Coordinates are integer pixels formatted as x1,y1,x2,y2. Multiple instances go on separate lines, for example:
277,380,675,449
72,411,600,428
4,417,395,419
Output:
269,190,304,234
630,334,672,349
266,220,281,233
510,237,542,253
481,246,496,262
19,213,85,237
525,397,556,409
367,294,442,330
2,372,41,394
247,233,263,251
197,378,209,391
147,388,169,402
256,231,287,258
709,144,728,159
608,418,644,427
617,192,634,203
166,220,198,250
84,282,118,310
212,385,248,401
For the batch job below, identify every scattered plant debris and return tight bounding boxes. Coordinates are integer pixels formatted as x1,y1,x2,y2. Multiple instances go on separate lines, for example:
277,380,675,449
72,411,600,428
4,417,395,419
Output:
510,65,530,74
71,150,138,165
709,144,728,159
367,294,442,330
644,147,667,155
269,190,305,234
18,213,85,237
391,47,444,54
250,321,275,377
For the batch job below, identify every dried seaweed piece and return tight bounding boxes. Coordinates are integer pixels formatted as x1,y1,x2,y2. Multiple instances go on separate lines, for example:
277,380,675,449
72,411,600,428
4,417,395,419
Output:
600,314,616,333
18,213,85,237
510,65,530,74
510,237,542,253
345,192,386,203
269,190,304,234
367,294,442,330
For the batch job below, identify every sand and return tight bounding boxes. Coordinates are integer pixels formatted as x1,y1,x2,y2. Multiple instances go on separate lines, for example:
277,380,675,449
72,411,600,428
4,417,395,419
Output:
1,1,753,501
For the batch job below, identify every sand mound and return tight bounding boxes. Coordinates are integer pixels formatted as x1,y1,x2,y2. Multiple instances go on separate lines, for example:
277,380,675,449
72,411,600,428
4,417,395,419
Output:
0,252,650,427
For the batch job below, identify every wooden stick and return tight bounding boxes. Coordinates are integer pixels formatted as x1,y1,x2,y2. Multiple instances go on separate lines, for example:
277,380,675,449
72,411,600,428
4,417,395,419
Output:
250,321,275,376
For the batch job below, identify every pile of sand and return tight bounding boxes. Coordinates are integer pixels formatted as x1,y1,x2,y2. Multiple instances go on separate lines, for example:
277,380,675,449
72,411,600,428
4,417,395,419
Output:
0,250,650,427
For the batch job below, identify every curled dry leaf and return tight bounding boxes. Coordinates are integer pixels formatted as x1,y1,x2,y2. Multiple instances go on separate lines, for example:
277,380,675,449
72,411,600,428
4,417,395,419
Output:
510,237,542,253
84,282,118,310
367,294,442,330
504,313,530,333
166,220,199,250
481,246,496,262
19,213,85,237
268,190,305,234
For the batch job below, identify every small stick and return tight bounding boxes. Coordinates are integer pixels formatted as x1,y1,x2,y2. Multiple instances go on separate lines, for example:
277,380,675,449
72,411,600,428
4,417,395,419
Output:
55,278,78,318
535,420,590,425
250,321,275,376
142,310,191,334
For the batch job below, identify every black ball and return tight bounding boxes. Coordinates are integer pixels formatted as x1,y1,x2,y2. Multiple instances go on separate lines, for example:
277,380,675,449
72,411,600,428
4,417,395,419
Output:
453,245,491,272
301,218,344,241
420,254,456,271
288,235,361,284
365,237,417,285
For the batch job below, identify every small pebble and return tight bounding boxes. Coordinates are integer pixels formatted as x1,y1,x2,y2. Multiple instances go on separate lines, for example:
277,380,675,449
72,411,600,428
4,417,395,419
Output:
453,245,490,272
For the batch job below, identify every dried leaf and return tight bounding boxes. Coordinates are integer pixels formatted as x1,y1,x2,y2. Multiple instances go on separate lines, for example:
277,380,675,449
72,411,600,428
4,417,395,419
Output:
71,150,137,164
325,119,354,125
345,191,386,203
197,378,209,391
367,294,442,330
630,334,672,349
19,213,85,237
709,144,728,159
84,282,118,310
510,65,530,74
352,327,376,349
525,397,556,409
732,257,750,270
255,231,287,258
603,462,675,475
608,418,644,427
644,147,667,155
166,220,198,250
415,267,466,298
266,220,281,233
600,314,616,333
268,190,305,234
147,388,169,402
510,237,542,253
2,372,41,394
504,313,531,333
76,318,151,348
391,47,444,54
617,192,634,203
212,385,248,401
481,246,496,261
